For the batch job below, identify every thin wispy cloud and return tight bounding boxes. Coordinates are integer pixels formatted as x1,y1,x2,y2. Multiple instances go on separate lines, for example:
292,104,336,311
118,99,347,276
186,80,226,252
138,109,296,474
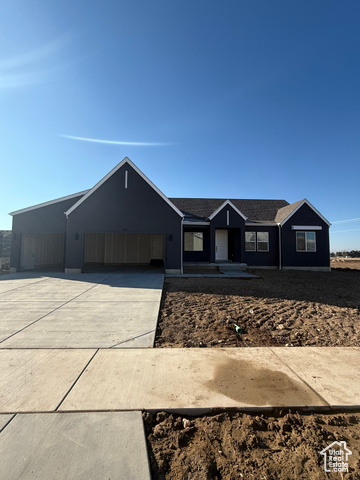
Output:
331,228,360,234
0,34,72,89
331,218,360,224
61,135,174,146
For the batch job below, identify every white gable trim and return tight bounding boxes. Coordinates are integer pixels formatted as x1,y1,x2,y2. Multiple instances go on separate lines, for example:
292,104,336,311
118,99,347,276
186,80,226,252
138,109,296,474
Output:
208,200,247,221
65,157,184,217
280,199,331,227
9,190,89,216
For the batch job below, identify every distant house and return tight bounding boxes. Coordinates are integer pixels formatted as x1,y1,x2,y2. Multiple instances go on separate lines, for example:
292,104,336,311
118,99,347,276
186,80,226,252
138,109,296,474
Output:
9,157,331,274
0,230,11,270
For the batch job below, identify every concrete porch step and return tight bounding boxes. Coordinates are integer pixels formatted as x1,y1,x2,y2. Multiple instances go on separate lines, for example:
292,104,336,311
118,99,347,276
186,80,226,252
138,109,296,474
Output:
218,263,248,272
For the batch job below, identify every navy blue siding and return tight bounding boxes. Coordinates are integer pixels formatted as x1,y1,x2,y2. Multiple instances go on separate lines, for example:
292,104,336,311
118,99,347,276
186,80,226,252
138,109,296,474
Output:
183,227,210,262
10,196,82,271
210,204,245,262
243,226,279,266
281,204,330,267
66,163,182,271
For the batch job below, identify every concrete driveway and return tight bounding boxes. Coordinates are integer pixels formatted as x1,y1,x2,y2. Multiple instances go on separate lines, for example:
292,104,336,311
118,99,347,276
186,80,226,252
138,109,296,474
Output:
0,271,164,348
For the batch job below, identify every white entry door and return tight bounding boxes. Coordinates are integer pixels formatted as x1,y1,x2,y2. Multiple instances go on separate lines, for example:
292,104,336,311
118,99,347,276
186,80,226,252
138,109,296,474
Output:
215,230,228,261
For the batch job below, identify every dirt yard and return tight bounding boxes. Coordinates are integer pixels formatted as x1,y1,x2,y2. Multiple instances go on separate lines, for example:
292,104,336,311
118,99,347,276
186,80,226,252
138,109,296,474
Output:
144,410,360,479
331,258,360,270
155,268,360,348
150,266,360,479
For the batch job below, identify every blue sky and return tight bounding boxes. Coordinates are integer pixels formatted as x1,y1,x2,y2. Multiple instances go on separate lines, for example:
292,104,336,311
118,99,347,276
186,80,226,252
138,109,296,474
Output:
1,0,359,252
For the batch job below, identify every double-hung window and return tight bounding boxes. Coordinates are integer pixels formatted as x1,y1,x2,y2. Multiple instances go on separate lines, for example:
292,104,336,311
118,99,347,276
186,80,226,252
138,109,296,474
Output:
184,232,203,251
296,231,316,252
245,232,269,252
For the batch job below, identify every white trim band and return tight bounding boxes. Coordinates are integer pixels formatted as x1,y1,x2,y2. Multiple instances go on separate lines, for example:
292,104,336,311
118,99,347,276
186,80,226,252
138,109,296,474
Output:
292,225,322,230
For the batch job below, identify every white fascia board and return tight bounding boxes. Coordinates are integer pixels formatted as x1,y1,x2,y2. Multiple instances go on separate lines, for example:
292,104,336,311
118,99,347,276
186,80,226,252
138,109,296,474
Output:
183,221,210,226
291,225,323,230
208,200,247,221
9,190,89,216
245,222,277,227
280,199,331,227
65,157,184,218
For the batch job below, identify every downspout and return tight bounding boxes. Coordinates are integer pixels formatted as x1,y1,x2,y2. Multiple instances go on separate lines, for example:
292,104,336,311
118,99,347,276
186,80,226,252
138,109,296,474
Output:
65,212,69,273
278,223,282,270
180,217,184,274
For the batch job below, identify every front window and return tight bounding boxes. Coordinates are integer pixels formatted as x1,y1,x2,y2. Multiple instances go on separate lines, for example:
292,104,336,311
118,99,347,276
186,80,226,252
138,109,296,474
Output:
184,232,203,251
245,231,269,252
296,231,316,252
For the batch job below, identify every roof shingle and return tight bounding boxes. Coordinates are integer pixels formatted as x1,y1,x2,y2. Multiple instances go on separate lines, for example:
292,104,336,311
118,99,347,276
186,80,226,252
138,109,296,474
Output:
169,198,289,222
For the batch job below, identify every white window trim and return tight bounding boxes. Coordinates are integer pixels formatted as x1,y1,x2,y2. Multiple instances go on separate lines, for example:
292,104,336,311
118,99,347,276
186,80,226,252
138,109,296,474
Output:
296,231,317,252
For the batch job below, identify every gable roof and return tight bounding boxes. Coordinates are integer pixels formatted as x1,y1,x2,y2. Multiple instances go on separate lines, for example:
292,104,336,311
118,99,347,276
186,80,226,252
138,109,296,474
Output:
65,157,183,217
275,199,304,224
276,198,331,226
208,199,247,220
9,190,89,216
170,198,289,222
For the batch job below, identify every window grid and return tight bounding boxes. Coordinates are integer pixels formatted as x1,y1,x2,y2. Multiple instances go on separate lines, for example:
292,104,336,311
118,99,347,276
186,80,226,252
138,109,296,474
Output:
245,232,269,252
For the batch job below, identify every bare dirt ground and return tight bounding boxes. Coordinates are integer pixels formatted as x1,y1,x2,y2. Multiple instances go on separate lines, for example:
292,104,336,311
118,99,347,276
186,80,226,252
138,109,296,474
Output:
331,258,360,270
149,266,360,480
144,410,360,480
155,268,360,348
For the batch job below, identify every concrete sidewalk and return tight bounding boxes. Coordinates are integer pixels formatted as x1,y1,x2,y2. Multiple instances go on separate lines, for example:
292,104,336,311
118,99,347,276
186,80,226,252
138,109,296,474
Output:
1,347,359,413
1,346,359,479
0,411,151,480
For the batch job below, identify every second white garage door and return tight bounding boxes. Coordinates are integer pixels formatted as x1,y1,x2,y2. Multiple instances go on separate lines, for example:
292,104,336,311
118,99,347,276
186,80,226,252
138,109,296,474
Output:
84,233,164,265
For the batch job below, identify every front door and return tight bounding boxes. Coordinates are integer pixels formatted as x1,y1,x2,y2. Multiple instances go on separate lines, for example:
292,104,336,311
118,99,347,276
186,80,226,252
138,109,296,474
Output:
215,229,228,261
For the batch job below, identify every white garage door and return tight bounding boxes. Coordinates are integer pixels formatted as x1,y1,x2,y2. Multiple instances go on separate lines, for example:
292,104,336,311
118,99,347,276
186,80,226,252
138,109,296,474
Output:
21,233,65,270
84,233,164,264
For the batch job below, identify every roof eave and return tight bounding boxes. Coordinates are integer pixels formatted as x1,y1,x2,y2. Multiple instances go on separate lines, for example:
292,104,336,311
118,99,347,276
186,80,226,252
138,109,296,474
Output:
9,190,89,216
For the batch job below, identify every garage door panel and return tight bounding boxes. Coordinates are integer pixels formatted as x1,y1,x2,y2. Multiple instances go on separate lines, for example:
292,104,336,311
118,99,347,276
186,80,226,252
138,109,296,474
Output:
139,234,151,263
84,233,105,263
105,233,125,263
